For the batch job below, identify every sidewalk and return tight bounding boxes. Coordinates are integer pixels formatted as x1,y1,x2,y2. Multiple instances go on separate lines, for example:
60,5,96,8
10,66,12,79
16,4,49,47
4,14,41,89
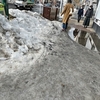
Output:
58,9,95,34
68,18,95,33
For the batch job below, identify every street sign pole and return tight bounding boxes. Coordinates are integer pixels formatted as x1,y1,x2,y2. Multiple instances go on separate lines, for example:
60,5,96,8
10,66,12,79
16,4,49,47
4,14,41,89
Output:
2,0,9,19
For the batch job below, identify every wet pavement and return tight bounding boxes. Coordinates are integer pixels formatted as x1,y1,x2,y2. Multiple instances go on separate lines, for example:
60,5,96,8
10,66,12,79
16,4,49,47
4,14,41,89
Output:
64,18,100,53
58,16,100,52
68,18,95,33
68,27,100,53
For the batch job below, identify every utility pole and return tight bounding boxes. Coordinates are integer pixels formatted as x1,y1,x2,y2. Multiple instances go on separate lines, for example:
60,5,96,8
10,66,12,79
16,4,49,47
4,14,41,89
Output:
2,0,9,19
60,0,63,12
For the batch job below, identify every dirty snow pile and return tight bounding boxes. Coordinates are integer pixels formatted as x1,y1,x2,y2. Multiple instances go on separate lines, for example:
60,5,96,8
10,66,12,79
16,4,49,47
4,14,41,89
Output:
1,9,100,100
0,9,61,61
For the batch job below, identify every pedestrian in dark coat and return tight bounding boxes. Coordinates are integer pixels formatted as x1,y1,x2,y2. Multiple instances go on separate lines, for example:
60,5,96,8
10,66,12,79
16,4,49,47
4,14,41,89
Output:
83,5,93,28
77,6,84,22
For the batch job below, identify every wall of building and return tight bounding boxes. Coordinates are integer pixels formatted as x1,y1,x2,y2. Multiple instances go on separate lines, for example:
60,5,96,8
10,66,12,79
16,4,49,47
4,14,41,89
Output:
93,0,100,36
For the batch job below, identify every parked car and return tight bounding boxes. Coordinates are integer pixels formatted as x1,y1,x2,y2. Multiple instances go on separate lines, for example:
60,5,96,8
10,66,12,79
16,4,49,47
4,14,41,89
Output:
14,0,34,10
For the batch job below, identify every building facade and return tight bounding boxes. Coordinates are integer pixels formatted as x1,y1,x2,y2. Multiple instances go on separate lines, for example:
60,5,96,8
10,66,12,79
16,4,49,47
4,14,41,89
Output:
93,0,100,36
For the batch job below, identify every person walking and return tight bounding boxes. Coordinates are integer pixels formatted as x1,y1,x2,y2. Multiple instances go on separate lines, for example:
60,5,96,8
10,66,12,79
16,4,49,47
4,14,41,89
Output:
83,5,93,28
77,6,84,22
61,0,74,31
